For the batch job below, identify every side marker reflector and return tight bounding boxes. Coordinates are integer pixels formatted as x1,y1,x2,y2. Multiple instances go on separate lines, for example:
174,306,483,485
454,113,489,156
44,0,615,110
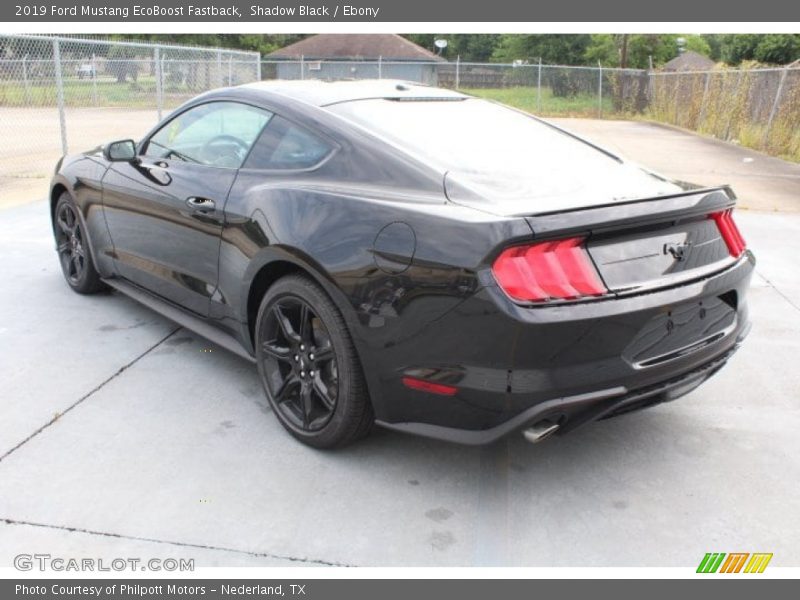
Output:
402,376,458,396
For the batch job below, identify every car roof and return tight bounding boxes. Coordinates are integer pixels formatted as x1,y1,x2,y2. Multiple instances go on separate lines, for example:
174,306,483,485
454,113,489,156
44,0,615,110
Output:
238,79,467,107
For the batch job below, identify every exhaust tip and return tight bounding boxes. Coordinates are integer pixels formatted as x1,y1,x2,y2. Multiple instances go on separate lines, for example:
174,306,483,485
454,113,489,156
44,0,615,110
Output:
523,420,560,444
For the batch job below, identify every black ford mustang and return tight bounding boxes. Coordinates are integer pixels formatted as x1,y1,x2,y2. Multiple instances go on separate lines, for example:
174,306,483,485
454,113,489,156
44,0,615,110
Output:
50,80,754,448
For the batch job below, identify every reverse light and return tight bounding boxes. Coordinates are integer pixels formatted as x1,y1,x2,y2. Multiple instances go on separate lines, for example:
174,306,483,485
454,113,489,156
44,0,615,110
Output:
711,209,747,258
401,376,458,396
492,236,607,303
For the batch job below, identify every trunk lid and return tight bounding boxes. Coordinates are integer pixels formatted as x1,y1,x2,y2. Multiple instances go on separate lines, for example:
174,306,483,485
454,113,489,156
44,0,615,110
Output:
476,185,740,296
526,187,739,295
585,216,731,293
444,161,690,217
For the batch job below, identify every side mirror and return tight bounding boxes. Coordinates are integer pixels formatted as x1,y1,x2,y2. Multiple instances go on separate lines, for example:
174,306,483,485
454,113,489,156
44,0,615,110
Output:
103,139,137,162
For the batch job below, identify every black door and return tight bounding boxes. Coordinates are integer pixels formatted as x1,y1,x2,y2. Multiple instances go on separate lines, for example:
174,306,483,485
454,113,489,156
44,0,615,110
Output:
102,101,273,315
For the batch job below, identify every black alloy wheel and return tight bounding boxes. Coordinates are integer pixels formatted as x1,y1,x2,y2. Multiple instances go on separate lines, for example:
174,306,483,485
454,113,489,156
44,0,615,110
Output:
55,201,86,285
255,275,373,448
260,296,339,432
53,192,106,294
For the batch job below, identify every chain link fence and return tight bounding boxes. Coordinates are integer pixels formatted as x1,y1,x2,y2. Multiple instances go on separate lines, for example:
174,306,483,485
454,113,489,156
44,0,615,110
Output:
2,39,799,204
649,68,800,160
0,34,260,201
261,59,652,116
263,58,800,161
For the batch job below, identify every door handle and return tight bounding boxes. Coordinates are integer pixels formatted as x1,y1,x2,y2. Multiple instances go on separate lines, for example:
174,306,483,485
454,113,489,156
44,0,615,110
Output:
186,197,216,212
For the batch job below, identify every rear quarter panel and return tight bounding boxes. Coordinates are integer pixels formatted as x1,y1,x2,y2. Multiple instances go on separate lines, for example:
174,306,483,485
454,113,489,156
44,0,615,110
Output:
217,171,532,422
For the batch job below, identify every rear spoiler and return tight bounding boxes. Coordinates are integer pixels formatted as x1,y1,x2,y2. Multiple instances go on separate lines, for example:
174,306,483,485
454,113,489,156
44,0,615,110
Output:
523,187,736,238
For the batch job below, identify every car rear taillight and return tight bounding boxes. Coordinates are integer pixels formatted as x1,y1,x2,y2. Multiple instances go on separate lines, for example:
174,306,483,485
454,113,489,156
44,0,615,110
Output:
492,236,607,303
711,209,747,258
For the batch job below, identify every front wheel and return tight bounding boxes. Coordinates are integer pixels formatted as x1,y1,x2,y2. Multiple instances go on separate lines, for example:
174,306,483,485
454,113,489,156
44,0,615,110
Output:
53,192,106,294
255,274,373,449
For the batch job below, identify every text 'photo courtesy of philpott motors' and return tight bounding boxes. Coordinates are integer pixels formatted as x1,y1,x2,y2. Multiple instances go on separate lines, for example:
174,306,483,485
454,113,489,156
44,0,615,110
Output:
15,584,306,596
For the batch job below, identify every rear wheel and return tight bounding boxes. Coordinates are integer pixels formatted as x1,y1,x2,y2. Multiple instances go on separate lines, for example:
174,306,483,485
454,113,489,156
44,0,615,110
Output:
53,192,106,294
255,274,373,448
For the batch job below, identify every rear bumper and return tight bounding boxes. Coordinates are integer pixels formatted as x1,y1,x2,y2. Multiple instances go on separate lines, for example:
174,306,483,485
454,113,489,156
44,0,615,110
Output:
372,251,755,444
378,332,746,445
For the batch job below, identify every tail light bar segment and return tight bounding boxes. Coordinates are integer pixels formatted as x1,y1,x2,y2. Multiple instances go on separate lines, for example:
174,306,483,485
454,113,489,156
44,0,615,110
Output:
492,236,607,303
711,209,747,258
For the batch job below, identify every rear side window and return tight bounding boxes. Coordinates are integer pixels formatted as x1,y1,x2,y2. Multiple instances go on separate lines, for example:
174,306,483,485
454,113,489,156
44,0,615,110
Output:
244,115,333,170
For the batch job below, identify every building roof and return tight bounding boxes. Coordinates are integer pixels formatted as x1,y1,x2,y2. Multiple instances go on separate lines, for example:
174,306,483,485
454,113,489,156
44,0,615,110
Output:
661,50,716,72
266,34,446,62
239,79,465,107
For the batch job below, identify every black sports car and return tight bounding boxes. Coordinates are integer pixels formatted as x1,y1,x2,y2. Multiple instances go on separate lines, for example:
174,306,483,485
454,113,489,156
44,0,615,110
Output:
50,80,754,448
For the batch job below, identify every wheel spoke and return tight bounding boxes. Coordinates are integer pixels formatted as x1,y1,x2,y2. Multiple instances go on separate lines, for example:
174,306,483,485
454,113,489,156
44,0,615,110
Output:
311,344,334,363
57,241,70,254
298,304,312,342
274,374,299,404
300,385,314,428
273,304,301,343
312,375,335,411
71,254,82,277
57,214,72,234
60,251,72,274
261,340,292,362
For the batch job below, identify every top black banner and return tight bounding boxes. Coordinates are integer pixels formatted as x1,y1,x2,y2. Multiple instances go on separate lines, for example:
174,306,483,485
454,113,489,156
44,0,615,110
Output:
3,0,800,22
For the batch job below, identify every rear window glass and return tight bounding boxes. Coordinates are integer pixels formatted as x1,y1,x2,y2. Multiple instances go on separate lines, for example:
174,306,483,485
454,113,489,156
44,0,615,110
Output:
244,116,333,170
327,97,619,175
328,97,680,214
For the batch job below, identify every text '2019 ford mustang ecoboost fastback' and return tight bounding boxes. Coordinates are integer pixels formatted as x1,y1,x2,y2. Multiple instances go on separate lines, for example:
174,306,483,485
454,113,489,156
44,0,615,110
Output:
50,80,754,448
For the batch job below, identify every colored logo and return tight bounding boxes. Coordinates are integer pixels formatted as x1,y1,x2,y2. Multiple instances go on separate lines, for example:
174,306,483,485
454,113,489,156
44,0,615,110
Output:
697,552,773,573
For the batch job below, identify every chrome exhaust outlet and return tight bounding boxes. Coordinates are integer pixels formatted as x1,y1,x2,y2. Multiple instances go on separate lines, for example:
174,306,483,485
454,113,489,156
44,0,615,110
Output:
523,420,560,444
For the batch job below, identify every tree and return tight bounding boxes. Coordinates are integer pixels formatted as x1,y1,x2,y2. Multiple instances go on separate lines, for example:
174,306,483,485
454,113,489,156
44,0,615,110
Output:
402,34,501,61
753,35,800,64
717,34,800,65
682,35,713,58
701,34,723,61
232,34,308,56
583,34,711,69
451,34,501,62
491,34,591,64
584,34,619,66
106,44,140,83
627,35,675,68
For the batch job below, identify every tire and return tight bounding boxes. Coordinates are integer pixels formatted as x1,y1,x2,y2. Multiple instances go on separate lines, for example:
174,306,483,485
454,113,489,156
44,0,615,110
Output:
53,192,106,294
254,274,373,449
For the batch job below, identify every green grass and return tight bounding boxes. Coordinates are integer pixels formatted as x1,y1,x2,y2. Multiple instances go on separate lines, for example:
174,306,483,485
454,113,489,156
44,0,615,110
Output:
0,75,198,108
462,85,614,117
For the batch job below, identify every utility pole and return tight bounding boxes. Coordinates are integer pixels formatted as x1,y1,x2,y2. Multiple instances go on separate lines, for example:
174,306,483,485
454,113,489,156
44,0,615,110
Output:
619,34,629,69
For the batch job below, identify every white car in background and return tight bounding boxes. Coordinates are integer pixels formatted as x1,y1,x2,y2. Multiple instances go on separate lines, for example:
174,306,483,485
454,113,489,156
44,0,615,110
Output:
75,63,96,79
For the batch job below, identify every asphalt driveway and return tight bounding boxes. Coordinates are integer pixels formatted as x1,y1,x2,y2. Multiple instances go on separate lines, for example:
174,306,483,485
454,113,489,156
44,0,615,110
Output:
1,119,798,568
